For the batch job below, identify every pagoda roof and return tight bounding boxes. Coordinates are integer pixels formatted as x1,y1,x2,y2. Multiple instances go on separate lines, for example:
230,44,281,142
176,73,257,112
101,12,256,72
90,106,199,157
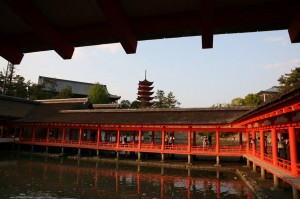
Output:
137,91,154,95
138,86,154,91
137,96,154,101
138,80,153,86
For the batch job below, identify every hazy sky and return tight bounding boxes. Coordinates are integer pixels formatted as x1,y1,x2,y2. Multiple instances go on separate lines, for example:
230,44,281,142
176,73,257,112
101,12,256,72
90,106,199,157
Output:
1,30,300,107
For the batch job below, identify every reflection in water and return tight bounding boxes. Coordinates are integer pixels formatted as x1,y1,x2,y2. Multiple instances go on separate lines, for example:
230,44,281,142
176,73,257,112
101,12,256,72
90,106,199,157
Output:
0,154,254,199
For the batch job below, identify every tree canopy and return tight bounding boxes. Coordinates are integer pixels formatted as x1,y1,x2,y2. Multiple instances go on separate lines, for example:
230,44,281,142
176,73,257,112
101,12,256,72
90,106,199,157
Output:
277,67,300,91
88,83,110,104
152,89,181,108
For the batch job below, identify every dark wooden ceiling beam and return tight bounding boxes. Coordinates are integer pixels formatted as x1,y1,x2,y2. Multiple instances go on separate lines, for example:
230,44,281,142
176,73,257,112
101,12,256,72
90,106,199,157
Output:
288,15,300,43
4,0,74,59
96,0,137,54
200,0,214,49
0,40,24,65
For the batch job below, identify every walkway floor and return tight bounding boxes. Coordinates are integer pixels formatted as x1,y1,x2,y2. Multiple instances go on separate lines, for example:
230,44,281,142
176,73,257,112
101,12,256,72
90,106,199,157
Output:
244,154,300,190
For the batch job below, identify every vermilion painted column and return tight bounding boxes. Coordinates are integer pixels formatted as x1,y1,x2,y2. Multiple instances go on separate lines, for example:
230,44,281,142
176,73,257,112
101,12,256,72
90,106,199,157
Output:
138,129,142,150
288,127,298,176
260,130,264,160
246,130,250,153
161,129,165,150
116,129,120,149
97,128,101,147
271,128,278,167
79,128,82,145
188,129,191,153
62,128,65,144
239,132,243,150
216,130,220,153
252,131,256,156
46,128,50,143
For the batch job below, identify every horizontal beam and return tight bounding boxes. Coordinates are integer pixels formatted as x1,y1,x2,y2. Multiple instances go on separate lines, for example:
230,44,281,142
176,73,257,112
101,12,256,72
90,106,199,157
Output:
4,0,74,59
96,0,137,54
5,2,300,52
289,15,300,43
201,0,214,49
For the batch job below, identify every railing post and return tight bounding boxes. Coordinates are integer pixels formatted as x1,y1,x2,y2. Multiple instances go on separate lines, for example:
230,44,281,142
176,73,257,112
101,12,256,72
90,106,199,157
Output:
260,130,264,160
288,127,298,176
271,128,278,167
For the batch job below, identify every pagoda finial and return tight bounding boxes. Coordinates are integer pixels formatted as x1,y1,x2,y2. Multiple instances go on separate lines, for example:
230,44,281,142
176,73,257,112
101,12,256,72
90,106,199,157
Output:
145,70,147,80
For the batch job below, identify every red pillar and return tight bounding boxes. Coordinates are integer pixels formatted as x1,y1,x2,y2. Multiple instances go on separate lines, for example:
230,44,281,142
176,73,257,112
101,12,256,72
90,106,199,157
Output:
172,131,175,144
188,129,191,153
97,128,101,147
133,132,136,144
260,130,264,160
216,130,220,153
289,127,298,176
246,130,250,153
117,129,120,149
252,131,256,156
138,129,142,150
161,129,165,151
271,128,278,167
239,132,243,150
46,128,50,143
62,128,65,144
79,128,82,145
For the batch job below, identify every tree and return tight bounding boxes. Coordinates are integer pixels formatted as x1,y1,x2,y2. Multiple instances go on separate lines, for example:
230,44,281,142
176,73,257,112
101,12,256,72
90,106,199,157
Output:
152,89,181,108
244,93,263,106
277,67,300,91
120,100,131,109
231,97,245,107
88,83,109,104
28,83,47,100
55,86,73,99
130,100,140,108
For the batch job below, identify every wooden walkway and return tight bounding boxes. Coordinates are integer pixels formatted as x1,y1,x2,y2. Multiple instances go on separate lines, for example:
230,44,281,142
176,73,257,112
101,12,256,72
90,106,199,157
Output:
244,154,300,190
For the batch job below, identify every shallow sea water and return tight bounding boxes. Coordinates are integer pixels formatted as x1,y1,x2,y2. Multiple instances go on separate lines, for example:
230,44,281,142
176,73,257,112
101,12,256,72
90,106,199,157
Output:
0,153,254,199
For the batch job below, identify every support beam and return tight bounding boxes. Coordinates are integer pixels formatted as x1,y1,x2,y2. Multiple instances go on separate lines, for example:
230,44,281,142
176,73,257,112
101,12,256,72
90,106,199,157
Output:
200,0,214,48
289,15,300,43
293,187,299,199
271,129,278,167
288,127,299,176
0,40,24,65
260,130,264,160
246,130,250,153
96,0,137,54
261,167,266,180
4,0,74,59
273,175,280,188
253,162,257,172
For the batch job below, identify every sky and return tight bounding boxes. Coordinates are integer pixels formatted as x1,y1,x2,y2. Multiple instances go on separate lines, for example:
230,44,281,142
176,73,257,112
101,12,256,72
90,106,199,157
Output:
1,30,300,108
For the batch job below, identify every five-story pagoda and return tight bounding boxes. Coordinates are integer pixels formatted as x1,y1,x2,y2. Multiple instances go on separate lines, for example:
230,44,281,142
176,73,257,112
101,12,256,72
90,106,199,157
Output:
137,71,154,108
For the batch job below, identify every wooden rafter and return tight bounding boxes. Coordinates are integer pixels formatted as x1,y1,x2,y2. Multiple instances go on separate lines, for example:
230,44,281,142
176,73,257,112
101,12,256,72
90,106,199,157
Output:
200,0,214,49
4,0,74,59
96,0,137,54
0,40,24,64
289,14,300,43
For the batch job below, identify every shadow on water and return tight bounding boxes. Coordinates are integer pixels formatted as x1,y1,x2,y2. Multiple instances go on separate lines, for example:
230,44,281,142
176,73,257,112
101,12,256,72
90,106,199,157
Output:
0,152,254,199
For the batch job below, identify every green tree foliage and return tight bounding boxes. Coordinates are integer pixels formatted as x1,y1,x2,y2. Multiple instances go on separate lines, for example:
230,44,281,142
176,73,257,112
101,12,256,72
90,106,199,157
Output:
277,67,300,91
88,83,109,104
130,100,140,108
55,86,73,99
27,83,47,100
120,100,131,109
153,89,180,108
244,93,263,106
231,97,245,107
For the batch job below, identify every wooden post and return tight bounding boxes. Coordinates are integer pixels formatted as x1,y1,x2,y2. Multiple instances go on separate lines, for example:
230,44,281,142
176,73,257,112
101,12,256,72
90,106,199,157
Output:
261,167,266,179
79,128,82,145
97,128,101,147
193,131,196,146
116,129,120,149
289,127,298,176
46,127,50,143
260,130,264,160
32,127,36,143
62,128,65,144
151,131,154,144
271,128,278,167
253,162,257,172
273,175,280,188
188,129,191,153
252,131,256,156
161,128,165,151
138,129,142,150
246,130,250,153
215,130,220,166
